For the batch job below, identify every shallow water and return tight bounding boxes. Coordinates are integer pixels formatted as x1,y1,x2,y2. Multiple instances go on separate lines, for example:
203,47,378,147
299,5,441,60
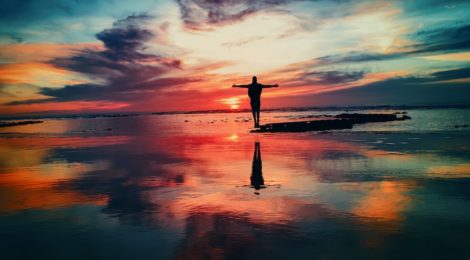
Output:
0,109,469,259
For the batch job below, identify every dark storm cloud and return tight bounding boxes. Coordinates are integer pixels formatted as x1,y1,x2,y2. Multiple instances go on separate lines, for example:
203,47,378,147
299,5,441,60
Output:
408,23,470,54
308,67,470,106
51,14,181,72
7,76,201,105
305,70,365,85
96,15,153,58
7,84,106,105
430,67,470,80
8,14,198,106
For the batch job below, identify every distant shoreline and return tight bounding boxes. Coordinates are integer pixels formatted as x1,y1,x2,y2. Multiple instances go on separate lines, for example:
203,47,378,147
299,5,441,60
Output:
0,120,43,128
1,104,469,121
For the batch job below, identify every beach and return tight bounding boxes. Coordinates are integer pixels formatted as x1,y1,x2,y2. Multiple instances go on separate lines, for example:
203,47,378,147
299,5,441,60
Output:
0,107,469,259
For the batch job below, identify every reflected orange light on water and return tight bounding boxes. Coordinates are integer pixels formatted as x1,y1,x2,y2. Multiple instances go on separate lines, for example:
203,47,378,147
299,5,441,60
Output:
0,122,423,236
428,164,470,178
351,181,413,222
135,134,417,229
0,136,129,213
0,165,108,213
226,134,239,141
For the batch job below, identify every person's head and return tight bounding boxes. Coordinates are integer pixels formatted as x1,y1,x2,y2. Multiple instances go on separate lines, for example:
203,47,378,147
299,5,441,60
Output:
252,76,257,83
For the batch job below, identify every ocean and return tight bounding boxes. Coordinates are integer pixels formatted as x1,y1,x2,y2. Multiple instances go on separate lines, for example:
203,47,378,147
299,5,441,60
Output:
0,107,469,259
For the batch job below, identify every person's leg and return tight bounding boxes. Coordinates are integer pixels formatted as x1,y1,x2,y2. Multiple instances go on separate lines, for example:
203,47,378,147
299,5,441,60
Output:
250,102,257,127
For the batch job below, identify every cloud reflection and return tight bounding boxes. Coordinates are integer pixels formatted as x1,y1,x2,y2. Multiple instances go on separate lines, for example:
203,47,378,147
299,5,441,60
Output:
2,115,470,257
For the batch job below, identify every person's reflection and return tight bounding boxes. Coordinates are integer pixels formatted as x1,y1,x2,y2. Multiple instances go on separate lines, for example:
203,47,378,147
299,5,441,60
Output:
251,141,266,194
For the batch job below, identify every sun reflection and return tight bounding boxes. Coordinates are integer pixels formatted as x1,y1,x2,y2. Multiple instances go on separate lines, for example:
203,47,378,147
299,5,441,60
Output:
227,134,239,141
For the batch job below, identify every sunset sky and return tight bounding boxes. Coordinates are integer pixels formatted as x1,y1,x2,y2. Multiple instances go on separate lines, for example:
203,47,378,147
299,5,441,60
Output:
0,0,469,115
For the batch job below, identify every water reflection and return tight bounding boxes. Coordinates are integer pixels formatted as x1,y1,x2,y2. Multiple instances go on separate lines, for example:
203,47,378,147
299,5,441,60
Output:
1,112,470,259
250,142,265,194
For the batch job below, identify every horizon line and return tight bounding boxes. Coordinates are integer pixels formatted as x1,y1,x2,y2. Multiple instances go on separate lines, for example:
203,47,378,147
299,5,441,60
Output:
1,104,469,121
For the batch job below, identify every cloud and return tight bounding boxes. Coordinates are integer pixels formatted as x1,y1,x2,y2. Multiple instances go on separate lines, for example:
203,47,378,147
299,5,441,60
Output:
96,14,154,57
307,67,470,106
2,0,469,113
9,34,23,43
315,52,403,65
430,67,470,80
222,36,265,47
8,14,198,107
0,43,97,63
175,0,364,30
408,23,470,54
0,0,161,43
304,70,366,85
7,84,104,105
175,0,291,30
51,14,181,73
313,22,470,67
8,76,203,105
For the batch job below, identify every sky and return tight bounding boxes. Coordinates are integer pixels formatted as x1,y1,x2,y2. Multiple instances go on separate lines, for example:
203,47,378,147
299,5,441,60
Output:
0,0,469,115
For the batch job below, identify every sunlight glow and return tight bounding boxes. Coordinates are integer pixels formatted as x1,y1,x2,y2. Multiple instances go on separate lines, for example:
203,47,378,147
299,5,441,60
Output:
218,97,241,109
227,134,239,142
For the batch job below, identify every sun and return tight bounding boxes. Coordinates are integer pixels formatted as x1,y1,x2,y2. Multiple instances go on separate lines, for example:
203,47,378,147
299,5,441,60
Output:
218,97,241,110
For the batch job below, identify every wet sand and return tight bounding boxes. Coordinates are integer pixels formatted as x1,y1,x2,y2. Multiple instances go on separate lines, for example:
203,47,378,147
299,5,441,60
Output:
0,109,469,259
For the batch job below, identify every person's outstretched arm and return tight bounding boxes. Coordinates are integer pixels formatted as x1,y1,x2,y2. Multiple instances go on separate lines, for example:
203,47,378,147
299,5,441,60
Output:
261,84,279,88
232,84,250,88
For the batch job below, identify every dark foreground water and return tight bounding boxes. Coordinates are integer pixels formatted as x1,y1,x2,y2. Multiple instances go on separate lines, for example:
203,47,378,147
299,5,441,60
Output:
0,109,469,259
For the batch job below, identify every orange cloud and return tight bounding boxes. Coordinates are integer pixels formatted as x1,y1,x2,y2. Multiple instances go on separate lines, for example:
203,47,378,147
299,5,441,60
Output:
422,52,470,61
0,43,101,63
0,62,86,87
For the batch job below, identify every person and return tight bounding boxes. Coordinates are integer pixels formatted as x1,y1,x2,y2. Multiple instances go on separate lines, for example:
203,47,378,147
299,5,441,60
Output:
232,76,279,128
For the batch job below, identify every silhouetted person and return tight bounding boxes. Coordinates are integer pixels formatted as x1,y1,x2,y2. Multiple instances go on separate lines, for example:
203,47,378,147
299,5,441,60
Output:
251,141,265,194
233,76,279,128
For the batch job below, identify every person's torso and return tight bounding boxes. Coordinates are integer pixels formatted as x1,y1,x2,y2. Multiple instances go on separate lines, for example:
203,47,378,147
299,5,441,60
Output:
248,83,262,100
